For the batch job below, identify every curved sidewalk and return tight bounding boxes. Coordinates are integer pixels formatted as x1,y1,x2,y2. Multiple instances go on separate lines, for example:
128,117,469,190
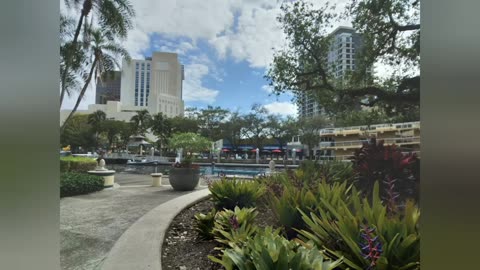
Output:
101,188,210,270
60,174,207,270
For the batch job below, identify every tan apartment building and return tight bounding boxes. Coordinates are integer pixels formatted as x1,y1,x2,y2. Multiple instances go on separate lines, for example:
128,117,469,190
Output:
316,121,420,160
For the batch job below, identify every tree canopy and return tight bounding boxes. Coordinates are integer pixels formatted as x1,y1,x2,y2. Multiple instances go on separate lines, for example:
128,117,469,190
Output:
266,0,420,120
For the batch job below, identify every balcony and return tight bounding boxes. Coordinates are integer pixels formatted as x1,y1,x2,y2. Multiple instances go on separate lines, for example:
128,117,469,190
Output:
319,137,420,150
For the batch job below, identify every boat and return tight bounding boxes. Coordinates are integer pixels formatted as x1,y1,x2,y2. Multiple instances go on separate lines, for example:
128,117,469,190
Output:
126,157,159,166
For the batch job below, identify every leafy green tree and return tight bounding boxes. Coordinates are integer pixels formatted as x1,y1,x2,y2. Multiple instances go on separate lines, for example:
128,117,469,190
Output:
150,113,171,153
219,111,244,150
61,114,96,152
87,110,106,149
266,0,420,120
334,108,391,127
101,119,123,150
299,115,330,159
118,121,134,151
198,106,229,141
266,115,299,152
130,109,152,136
168,133,211,160
169,116,199,134
60,0,135,106
61,27,130,132
241,104,268,149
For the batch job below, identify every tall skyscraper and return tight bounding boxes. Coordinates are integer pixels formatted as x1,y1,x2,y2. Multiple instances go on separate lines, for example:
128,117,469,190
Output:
120,52,184,117
95,71,121,104
297,26,368,118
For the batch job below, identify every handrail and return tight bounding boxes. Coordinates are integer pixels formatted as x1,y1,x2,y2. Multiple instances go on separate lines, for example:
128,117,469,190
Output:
319,137,420,148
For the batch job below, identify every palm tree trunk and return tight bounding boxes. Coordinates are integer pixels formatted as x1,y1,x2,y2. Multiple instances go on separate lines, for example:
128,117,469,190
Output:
60,12,86,107
61,57,98,133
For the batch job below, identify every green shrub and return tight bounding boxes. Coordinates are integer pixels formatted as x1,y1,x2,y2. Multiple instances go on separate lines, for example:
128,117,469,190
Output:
60,159,70,172
209,226,343,270
296,182,420,270
212,207,258,248
209,179,265,210
194,208,217,240
60,172,104,197
60,156,97,173
266,175,353,239
299,160,354,185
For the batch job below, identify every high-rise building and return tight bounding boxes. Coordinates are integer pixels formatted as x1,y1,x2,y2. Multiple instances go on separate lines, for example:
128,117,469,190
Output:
120,52,184,117
297,26,368,118
95,71,121,104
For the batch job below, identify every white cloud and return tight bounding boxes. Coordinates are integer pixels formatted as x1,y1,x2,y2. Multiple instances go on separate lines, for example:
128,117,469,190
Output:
261,84,273,93
263,101,297,117
182,63,219,103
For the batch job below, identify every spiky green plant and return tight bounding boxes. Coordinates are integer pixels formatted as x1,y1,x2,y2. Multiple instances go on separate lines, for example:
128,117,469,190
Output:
296,182,420,270
209,179,265,210
209,226,343,270
212,207,258,248
194,208,217,240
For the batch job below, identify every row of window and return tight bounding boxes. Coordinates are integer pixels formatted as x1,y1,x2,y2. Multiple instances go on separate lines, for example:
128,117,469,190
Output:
135,62,151,71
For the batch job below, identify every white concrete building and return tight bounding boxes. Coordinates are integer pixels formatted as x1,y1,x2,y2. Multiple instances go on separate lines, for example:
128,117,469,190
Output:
60,52,185,138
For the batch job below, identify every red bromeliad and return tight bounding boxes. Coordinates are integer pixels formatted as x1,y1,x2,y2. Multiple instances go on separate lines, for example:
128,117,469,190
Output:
360,225,383,269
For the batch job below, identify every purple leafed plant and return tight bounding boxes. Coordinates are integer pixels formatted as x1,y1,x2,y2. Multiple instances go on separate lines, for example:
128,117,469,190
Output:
229,216,239,230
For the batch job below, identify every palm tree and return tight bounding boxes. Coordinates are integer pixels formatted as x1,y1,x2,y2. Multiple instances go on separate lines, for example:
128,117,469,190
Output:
130,110,152,136
61,27,130,132
150,113,172,155
60,0,135,106
88,110,106,149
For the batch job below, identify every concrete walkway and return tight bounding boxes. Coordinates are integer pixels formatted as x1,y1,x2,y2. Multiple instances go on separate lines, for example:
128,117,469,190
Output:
60,173,208,270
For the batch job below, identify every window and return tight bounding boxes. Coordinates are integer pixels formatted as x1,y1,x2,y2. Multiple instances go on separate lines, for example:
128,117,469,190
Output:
346,43,350,47
346,49,350,53
346,60,350,64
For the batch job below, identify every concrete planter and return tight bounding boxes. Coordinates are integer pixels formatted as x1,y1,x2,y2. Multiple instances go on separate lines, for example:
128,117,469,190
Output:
168,168,200,191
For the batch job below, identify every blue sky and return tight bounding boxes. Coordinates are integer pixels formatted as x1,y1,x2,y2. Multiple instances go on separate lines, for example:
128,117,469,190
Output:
61,0,352,117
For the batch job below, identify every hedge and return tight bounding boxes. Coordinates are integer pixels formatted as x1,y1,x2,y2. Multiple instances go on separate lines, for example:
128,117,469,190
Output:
60,156,97,173
60,172,104,197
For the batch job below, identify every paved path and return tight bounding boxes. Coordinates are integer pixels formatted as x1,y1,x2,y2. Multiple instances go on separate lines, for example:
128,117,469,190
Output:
60,173,207,270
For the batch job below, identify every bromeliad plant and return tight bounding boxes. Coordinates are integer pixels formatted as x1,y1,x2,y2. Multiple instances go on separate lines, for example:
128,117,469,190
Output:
266,172,354,239
351,138,420,211
212,206,259,248
194,208,217,240
209,226,343,270
296,182,420,270
209,179,266,210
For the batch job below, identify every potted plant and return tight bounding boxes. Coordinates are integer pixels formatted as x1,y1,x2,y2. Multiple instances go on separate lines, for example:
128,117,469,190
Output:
168,133,211,191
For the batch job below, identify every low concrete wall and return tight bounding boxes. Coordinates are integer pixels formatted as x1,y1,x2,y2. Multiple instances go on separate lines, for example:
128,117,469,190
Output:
101,188,211,270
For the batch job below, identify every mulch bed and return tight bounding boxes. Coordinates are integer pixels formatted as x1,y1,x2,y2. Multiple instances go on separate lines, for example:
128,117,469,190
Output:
161,198,278,270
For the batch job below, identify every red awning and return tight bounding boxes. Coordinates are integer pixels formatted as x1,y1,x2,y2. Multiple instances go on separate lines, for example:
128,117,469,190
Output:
251,149,258,152
222,149,230,152
272,149,282,153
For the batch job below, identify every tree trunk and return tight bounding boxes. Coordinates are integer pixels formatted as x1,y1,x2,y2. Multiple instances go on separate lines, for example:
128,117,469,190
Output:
61,57,98,133
60,12,86,106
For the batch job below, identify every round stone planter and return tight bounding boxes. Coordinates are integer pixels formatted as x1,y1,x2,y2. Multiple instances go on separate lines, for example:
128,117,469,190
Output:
168,168,200,191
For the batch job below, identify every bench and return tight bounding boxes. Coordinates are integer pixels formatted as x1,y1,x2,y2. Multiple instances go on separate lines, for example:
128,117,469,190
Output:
212,169,265,177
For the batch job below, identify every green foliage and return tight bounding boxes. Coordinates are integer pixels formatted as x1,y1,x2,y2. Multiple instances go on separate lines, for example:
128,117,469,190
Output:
266,171,353,239
60,114,96,152
60,172,104,197
209,179,266,210
298,160,355,185
60,156,97,173
266,0,420,119
209,226,343,270
194,208,217,240
130,110,152,136
212,207,258,248
168,132,211,156
296,182,420,270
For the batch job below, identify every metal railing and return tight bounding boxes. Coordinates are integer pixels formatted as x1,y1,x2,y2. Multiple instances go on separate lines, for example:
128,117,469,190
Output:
319,137,420,148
